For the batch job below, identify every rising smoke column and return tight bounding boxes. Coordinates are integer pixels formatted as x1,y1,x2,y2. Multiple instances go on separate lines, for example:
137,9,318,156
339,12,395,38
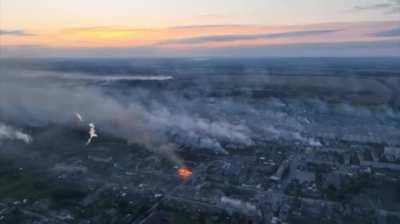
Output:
86,123,98,145
75,113,84,122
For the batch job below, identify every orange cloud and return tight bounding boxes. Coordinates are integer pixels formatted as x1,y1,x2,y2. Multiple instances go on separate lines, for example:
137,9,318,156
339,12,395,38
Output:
1,21,399,49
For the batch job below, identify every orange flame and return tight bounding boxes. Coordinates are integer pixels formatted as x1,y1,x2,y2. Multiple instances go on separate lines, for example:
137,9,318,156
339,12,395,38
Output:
177,167,192,180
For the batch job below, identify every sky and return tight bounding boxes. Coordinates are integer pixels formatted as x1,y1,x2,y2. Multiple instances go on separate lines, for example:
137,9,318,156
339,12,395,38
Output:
0,0,399,57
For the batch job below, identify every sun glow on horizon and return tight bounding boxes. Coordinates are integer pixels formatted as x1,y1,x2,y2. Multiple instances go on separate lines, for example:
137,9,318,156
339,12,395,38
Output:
1,0,399,56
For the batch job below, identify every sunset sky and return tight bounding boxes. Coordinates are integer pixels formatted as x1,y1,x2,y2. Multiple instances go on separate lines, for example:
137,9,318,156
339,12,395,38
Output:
1,0,399,57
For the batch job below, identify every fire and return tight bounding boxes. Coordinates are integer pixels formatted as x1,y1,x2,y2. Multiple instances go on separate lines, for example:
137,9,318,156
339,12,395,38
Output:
177,167,192,180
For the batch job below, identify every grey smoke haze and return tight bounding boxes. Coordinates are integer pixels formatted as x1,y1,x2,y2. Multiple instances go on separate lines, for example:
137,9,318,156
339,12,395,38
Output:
0,75,183,164
1,63,400,162
0,68,258,163
0,68,305,159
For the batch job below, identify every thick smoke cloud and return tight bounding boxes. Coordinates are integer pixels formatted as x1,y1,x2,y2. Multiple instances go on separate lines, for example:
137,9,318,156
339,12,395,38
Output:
1,63,399,163
0,75,181,163
0,68,257,163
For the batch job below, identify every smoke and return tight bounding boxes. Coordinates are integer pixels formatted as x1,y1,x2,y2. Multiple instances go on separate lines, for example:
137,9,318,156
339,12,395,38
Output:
220,196,258,215
0,79,179,163
1,62,399,163
86,123,98,145
0,123,32,144
75,113,84,122
16,71,174,82
0,68,256,164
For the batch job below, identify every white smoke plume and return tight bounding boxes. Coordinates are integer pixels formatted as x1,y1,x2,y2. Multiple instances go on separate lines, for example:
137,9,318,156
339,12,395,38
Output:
220,196,258,215
86,123,98,145
75,112,84,122
0,123,32,144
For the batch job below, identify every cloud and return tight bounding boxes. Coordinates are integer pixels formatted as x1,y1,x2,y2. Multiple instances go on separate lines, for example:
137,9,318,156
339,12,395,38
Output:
353,0,400,14
60,27,157,42
1,20,398,58
168,24,248,30
0,29,34,36
373,27,400,37
160,29,339,45
2,21,396,50
354,3,392,11
62,26,155,34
